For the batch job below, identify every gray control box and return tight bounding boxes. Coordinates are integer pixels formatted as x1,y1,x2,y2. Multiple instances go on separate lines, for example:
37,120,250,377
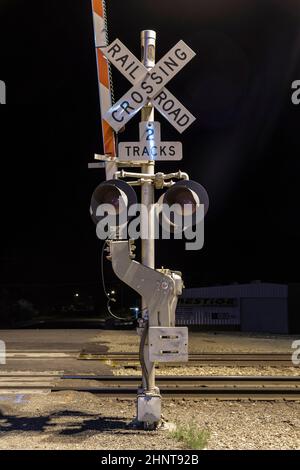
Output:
149,326,188,362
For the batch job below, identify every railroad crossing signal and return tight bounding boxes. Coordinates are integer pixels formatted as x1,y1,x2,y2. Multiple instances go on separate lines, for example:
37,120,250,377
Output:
118,121,183,161
102,38,196,134
90,19,209,428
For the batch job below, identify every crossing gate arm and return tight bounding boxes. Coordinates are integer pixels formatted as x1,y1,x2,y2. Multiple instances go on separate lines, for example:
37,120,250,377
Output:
92,0,117,180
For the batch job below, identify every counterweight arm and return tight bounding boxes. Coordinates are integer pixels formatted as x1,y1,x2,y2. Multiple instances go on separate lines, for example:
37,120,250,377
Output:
106,240,183,327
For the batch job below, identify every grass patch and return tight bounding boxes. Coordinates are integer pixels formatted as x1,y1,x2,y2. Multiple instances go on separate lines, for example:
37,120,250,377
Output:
170,422,209,450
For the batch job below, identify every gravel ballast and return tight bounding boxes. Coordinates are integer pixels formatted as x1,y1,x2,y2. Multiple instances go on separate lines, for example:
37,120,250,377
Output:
113,365,300,376
0,392,299,450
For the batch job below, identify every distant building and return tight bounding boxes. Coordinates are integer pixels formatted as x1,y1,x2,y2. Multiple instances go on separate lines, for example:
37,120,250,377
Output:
176,283,290,334
288,284,300,334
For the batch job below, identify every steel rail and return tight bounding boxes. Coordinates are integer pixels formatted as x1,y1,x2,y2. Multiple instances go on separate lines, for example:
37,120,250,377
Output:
78,352,293,366
1,374,300,401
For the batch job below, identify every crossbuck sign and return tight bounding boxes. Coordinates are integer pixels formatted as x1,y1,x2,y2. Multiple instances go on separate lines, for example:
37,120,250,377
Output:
103,39,196,134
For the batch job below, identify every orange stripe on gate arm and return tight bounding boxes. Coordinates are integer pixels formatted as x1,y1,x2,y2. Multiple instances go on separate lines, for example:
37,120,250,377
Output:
93,0,103,18
97,49,110,89
102,120,116,157
92,0,116,159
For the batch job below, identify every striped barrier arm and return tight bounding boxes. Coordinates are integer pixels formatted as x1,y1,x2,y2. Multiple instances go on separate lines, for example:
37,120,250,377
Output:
92,0,117,179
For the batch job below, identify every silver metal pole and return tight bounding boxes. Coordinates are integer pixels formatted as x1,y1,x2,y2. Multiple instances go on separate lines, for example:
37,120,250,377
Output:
140,30,156,392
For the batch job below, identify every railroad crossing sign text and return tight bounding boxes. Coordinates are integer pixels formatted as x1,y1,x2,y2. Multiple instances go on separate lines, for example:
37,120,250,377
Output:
103,39,196,133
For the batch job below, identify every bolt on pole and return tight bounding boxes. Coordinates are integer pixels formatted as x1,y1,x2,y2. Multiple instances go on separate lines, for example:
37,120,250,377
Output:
140,30,157,393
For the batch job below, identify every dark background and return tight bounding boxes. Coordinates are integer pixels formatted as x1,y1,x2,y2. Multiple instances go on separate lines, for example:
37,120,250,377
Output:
0,0,300,323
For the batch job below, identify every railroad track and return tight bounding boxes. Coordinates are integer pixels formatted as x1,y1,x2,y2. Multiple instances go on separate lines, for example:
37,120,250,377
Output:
0,374,299,400
79,352,293,367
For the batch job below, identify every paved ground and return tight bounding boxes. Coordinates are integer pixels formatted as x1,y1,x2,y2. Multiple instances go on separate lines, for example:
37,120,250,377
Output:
0,329,111,374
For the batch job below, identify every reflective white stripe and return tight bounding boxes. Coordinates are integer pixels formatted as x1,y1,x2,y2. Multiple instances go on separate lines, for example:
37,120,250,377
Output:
106,161,117,180
93,12,106,48
92,1,117,178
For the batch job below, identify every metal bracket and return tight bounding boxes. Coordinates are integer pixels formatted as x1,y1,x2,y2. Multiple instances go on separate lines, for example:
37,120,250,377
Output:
88,162,106,169
113,170,189,188
94,154,115,161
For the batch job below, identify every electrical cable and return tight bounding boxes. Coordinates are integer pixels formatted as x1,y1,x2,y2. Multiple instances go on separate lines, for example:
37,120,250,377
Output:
115,131,119,159
102,0,120,153
102,0,115,106
101,240,134,321
139,319,150,390
102,0,120,158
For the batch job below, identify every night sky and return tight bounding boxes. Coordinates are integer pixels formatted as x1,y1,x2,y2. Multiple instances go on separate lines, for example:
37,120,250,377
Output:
0,0,300,298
